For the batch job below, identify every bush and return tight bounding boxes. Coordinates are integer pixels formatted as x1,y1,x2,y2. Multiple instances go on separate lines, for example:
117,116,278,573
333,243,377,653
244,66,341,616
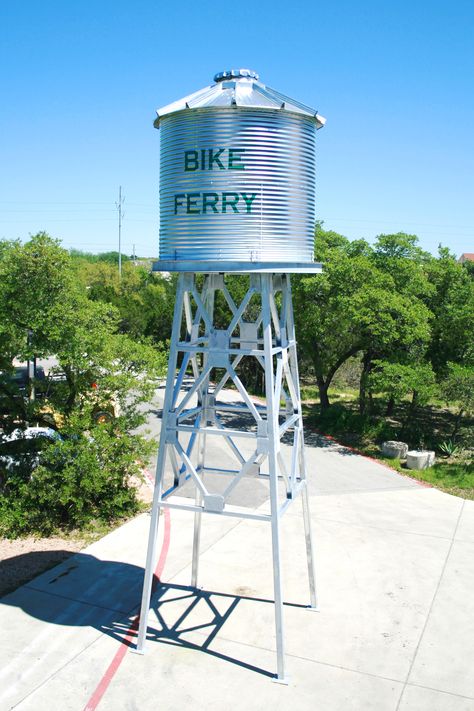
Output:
438,439,463,457
0,425,152,538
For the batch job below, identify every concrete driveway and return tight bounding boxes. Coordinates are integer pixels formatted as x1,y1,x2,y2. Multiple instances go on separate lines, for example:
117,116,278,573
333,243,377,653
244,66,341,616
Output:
1,388,473,710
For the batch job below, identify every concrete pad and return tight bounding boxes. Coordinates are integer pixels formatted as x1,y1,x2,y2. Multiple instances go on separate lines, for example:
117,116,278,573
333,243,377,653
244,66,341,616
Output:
0,507,240,710
398,685,474,711
11,626,126,711
175,470,271,509
408,539,474,699
22,508,239,608
108,635,403,711
0,586,108,709
21,515,160,612
297,487,464,540
19,620,403,711
300,433,420,495
170,512,451,681
455,498,474,543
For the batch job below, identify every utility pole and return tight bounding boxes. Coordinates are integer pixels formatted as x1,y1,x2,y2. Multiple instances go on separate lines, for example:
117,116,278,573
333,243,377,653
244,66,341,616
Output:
116,186,125,279
133,243,137,265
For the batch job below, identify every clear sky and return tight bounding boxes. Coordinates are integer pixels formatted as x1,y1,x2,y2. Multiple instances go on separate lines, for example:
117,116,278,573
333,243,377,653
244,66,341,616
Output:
1,0,473,258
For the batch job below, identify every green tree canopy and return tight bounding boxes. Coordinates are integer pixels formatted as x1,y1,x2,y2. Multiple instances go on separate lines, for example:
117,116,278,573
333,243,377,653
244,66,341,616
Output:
0,233,73,360
294,227,432,411
0,233,167,430
72,258,176,344
0,233,167,537
425,248,474,373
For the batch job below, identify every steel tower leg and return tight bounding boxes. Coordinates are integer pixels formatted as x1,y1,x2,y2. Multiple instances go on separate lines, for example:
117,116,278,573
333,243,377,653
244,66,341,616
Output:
285,275,318,610
191,429,204,587
262,274,287,683
191,279,215,588
135,275,186,653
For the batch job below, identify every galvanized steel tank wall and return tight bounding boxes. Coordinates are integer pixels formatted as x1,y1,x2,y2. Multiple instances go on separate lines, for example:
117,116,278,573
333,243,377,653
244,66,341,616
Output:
156,71,324,265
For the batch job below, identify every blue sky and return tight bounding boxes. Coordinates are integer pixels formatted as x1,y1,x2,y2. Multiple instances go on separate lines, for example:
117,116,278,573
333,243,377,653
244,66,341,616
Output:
1,0,473,257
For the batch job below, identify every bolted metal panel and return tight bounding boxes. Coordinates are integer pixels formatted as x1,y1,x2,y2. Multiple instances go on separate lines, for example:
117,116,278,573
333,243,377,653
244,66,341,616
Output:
156,70,325,265
160,108,317,263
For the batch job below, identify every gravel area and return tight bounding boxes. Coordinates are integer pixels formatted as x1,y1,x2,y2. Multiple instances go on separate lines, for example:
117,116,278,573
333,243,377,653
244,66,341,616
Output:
0,536,84,598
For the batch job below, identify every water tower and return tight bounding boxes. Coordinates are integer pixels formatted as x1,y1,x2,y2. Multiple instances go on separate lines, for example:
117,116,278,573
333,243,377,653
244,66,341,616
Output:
136,69,325,683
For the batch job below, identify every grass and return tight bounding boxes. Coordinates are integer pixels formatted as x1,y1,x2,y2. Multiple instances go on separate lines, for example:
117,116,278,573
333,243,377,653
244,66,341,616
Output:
301,387,474,500
300,385,359,403
376,456,474,500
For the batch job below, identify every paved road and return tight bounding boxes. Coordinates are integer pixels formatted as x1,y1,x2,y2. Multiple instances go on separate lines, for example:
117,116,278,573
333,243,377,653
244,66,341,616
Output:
1,387,473,710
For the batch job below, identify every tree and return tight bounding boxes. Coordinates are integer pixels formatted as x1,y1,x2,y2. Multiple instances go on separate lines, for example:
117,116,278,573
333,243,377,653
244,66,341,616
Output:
461,259,474,280
425,247,474,374
441,363,474,438
0,234,76,421
0,234,167,536
353,283,432,414
293,229,374,409
293,227,432,412
0,233,73,360
73,258,176,344
373,232,434,300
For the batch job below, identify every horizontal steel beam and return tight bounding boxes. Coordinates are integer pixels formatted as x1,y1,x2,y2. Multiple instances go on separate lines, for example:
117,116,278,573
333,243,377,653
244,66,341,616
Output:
154,499,273,522
174,424,256,439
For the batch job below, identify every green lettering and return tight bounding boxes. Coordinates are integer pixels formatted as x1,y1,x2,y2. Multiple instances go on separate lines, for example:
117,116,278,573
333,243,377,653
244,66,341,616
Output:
186,193,200,214
184,151,199,171
202,192,219,214
228,149,246,170
241,193,257,213
174,194,186,214
208,148,225,170
222,192,240,213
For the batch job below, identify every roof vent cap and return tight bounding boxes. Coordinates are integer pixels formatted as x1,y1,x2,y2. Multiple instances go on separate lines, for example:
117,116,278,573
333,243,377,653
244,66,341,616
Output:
214,68,259,83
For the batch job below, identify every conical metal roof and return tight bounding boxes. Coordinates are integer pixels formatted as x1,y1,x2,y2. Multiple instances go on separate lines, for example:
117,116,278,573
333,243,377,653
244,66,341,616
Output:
154,68,326,129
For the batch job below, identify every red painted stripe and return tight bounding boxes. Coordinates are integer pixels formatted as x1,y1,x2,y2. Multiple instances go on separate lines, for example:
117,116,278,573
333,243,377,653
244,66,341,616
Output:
83,507,171,711
144,468,155,486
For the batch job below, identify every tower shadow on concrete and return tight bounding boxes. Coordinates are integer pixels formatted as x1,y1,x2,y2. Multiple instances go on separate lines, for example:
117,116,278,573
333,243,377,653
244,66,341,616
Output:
0,551,308,680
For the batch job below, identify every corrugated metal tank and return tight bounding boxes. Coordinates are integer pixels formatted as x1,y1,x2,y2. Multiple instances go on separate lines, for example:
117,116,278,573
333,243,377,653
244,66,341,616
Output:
155,69,325,268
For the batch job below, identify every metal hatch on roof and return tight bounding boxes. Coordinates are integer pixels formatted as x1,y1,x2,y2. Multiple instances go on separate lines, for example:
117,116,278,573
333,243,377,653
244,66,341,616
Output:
154,68,326,129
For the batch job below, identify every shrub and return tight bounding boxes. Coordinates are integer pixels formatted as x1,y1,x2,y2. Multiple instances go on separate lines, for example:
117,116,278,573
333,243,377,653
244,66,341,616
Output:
438,439,463,458
0,425,152,537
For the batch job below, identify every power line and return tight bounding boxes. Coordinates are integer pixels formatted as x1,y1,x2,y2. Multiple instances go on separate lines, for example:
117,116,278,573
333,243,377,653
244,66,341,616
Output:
0,202,471,230
0,201,114,205
323,217,474,230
